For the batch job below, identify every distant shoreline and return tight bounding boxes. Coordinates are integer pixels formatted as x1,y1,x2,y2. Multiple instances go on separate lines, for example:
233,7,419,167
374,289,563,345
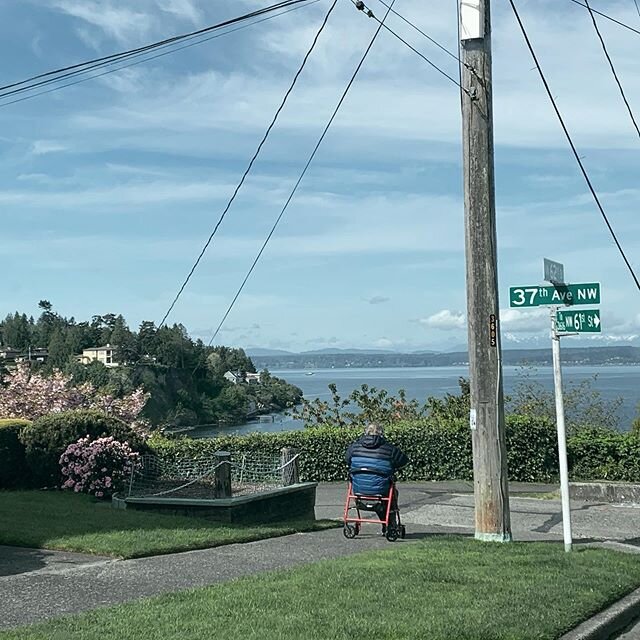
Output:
251,346,640,370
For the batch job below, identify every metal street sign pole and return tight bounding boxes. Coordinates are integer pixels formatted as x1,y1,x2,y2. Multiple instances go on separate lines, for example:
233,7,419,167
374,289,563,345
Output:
551,307,573,552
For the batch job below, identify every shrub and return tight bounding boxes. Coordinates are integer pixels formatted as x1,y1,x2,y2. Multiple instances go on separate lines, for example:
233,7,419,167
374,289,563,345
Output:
568,427,640,482
0,418,31,489
60,436,141,498
506,415,558,483
148,415,555,483
20,410,148,488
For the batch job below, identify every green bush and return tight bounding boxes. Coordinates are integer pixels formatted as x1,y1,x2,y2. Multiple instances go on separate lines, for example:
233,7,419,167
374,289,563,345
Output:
20,410,148,488
0,418,31,489
568,427,640,482
149,415,558,483
506,415,558,483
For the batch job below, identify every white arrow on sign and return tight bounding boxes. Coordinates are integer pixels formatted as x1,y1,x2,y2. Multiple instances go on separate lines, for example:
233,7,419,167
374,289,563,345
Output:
594,315,600,328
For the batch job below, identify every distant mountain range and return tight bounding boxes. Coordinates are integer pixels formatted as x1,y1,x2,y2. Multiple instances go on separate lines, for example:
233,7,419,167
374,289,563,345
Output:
246,347,402,356
246,336,640,359
248,345,640,370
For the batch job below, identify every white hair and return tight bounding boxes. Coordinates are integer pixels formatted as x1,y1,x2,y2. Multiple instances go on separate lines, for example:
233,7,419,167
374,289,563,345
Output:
364,423,384,436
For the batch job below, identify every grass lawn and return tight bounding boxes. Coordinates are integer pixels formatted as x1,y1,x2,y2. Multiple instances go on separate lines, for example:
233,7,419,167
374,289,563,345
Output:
0,490,335,558
3,537,640,640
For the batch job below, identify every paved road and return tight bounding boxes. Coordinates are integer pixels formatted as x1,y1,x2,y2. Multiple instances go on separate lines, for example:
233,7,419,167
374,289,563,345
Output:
2,481,640,631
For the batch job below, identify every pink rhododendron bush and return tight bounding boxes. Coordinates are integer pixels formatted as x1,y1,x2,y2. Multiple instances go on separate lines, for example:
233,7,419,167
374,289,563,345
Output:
0,364,150,435
60,436,141,499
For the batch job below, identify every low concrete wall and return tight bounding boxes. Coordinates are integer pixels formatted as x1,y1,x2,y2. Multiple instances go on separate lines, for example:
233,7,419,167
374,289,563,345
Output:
570,482,640,504
118,482,318,524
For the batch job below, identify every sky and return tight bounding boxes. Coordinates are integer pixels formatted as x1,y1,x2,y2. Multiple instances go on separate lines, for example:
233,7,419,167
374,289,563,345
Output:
1,0,639,353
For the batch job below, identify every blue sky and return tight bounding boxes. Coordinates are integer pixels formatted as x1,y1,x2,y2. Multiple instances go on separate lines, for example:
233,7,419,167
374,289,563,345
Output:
1,0,639,352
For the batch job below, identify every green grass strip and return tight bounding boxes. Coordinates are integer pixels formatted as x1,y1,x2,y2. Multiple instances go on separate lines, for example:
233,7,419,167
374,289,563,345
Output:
4,538,640,639
0,490,335,558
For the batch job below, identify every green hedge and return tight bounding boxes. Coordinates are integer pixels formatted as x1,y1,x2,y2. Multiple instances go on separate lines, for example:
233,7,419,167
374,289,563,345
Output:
20,410,148,488
0,419,31,489
568,427,640,482
149,415,563,483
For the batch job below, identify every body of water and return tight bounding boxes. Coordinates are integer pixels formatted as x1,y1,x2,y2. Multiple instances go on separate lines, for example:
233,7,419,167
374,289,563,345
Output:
186,365,640,439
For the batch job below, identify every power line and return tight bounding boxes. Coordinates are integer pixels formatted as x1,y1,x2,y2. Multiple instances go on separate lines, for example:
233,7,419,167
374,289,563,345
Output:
374,0,459,62
508,0,640,292
206,0,397,347
350,1,467,92
635,0,640,19
0,2,320,108
0,0,314,97
158,0,339,329
568,0,640,37
584,0,640,141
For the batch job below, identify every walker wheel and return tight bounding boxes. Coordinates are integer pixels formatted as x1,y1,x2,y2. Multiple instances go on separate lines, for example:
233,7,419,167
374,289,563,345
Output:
343,523,358,539
401,525,406,539
385,527,399,542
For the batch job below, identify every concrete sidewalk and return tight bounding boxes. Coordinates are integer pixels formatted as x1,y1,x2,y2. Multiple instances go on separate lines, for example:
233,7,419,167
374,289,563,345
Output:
2,481,640,631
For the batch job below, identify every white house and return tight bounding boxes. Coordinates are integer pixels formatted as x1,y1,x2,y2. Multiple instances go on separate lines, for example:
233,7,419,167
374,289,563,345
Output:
78,344,118,368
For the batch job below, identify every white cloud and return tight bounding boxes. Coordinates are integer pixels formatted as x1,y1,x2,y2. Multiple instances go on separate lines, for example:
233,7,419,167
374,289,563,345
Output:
157,0,201,24
366,295,390,305
499,308,550,333
53,1,153,44
420,310,466,330
31,140,67,155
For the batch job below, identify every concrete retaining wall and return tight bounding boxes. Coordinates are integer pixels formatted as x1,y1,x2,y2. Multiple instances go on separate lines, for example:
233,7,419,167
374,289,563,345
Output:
570,482,640,504
118,482,318,523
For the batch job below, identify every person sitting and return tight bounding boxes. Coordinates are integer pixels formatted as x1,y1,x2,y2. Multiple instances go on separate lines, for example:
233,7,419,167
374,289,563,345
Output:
345,422,409,527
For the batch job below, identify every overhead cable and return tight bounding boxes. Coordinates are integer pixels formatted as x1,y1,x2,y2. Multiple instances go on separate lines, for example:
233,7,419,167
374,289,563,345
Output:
158,0,338,328
584,0,640,142
0,0,314,96
205,0,397,347
509,0,640,292
374,0,460,62
350,0,468,92
568,0,640,37
0,2,320,108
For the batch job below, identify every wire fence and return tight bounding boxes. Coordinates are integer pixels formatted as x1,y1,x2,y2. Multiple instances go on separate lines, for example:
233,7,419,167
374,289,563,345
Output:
127,451,300,499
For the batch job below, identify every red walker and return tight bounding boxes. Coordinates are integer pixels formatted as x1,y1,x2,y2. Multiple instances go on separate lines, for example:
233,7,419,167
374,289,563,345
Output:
342,469,406,542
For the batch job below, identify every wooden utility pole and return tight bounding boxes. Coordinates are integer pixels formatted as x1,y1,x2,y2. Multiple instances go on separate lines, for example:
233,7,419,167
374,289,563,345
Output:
459,0,511,541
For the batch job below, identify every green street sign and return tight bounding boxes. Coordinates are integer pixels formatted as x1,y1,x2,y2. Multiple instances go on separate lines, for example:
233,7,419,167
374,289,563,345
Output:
556,309,601,333
509,282,600,308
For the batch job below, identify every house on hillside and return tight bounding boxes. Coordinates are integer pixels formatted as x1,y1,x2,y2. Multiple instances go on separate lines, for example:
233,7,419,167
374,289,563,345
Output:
223,371,261,385
223,371,243,384
0,346,49,365
15,347,49,363
0,347,21,362
78,344,118,368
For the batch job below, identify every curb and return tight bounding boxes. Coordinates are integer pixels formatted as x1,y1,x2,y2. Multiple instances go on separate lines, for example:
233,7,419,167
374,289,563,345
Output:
559,586,640,640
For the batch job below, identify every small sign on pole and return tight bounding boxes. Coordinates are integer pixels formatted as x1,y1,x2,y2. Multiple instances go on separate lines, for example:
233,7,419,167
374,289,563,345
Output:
459,0,484,40
556,309,601,333
544,258,565,286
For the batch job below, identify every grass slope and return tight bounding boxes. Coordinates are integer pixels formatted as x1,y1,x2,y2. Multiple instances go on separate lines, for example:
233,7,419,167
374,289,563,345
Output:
0,491,334,558
3,538,640,639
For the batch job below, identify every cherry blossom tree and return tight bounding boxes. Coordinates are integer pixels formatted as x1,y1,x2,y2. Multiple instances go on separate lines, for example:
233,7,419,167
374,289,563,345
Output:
0,364,149,432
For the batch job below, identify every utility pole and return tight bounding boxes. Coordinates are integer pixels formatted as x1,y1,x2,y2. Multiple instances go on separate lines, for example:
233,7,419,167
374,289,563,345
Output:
459,0,511,541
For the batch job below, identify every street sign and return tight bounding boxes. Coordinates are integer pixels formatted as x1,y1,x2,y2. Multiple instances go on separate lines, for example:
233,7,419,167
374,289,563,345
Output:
556,309,601,333
509,282,600,308
544,258,565,285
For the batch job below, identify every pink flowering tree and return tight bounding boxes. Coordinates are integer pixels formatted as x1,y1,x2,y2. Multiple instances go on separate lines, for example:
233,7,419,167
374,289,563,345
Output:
0,364,150,434
60,436,141,498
